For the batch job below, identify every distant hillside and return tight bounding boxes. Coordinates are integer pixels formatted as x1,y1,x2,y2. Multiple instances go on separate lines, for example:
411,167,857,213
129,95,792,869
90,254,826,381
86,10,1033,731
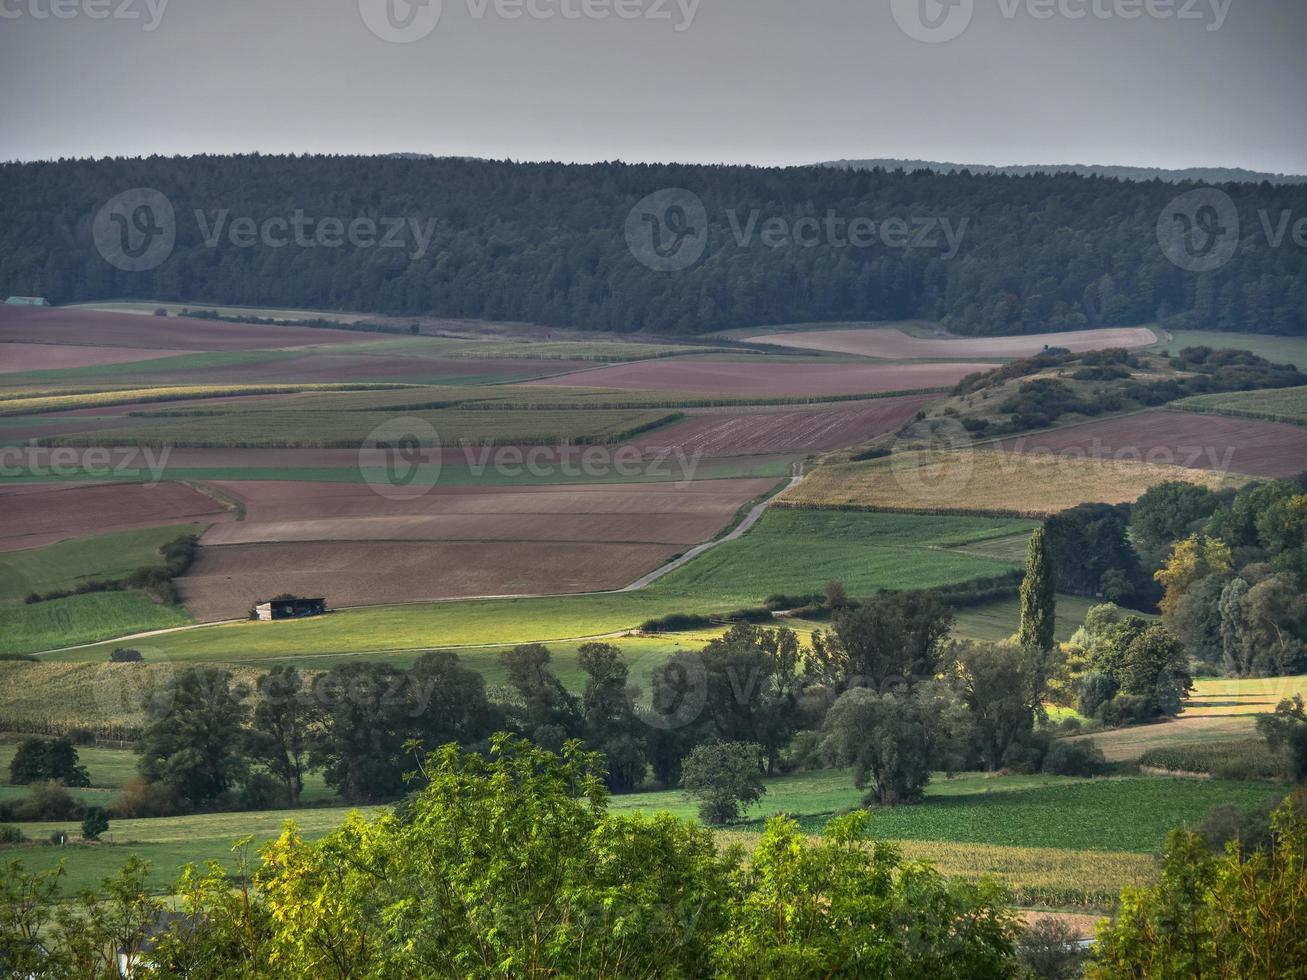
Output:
822,159,1307,185
2,155,1305,336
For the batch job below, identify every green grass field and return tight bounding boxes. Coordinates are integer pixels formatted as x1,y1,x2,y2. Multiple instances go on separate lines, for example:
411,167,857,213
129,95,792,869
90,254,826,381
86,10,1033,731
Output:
0,525,206,606
1154,329,1307,368
1174,385,1307,425
0,593,191,656
652,510,1035,606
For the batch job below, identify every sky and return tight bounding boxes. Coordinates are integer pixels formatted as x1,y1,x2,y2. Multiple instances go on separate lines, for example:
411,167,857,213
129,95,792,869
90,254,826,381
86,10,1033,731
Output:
1,0,1304,173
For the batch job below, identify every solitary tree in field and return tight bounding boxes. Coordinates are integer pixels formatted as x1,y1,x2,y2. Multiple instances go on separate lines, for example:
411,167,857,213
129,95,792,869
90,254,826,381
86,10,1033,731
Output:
1017,527,1057,651
680,741,765,825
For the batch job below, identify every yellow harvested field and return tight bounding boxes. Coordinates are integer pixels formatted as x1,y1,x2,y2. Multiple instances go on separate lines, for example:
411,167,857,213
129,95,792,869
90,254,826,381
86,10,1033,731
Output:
781,450,1249,517
720,831,1154,911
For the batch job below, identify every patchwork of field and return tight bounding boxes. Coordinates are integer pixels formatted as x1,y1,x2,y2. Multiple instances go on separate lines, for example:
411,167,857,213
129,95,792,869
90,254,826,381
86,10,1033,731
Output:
742,325,1158,359
1175,385,1307,426
781,450,1249,517
0,482,231,552
992,408,1307,478
528,358,987,397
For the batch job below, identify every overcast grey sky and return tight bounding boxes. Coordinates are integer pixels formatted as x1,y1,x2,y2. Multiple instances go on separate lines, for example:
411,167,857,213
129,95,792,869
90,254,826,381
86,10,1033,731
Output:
1,0,1304,172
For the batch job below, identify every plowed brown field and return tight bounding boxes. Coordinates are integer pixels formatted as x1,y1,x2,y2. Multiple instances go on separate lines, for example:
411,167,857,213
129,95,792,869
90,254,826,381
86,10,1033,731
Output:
989,409,1307,478
0,305,371,350
179,541,681,621
0,342,186,373
636,395,936,455
0,481,232,551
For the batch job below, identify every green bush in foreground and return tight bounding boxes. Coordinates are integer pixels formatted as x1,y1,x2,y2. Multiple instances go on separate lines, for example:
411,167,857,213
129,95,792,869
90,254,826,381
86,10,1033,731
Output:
0,737,1020,979
1089,796,1307,979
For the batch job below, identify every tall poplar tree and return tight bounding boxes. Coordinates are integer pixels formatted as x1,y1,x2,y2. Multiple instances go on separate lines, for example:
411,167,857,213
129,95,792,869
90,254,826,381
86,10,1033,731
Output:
1017,527,1057,651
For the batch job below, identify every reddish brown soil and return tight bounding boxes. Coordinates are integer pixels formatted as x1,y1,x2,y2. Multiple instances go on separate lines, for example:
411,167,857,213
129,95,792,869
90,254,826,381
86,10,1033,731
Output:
179,540,680,621
0,306,374,351
0,342,186,373
636,395,937,456
0,481,233,551
744,325,1159,359
990,409,1307,478
529,359,988,397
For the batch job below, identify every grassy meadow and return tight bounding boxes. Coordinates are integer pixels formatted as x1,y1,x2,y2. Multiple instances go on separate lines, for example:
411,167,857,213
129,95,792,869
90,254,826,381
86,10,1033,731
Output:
0,593,192,656
0,524,206,605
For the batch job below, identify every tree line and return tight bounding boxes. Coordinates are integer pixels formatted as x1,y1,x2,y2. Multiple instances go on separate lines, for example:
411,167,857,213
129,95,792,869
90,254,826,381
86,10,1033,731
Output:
2,155,1305,335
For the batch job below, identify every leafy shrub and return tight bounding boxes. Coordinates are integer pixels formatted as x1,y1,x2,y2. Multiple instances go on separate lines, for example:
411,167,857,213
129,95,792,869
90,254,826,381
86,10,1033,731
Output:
81,806,109,841
111,777,182,819
0,782,81,822
763,593,818,611
110,647,144,663
639,612,712,633
849,446,891,461
1096,693,1151,726
0,825,24,845
1043,739,1107,777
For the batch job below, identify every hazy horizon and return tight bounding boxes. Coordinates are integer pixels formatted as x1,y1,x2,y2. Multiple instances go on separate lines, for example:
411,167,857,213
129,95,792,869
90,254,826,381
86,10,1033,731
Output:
1,0,1304,174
